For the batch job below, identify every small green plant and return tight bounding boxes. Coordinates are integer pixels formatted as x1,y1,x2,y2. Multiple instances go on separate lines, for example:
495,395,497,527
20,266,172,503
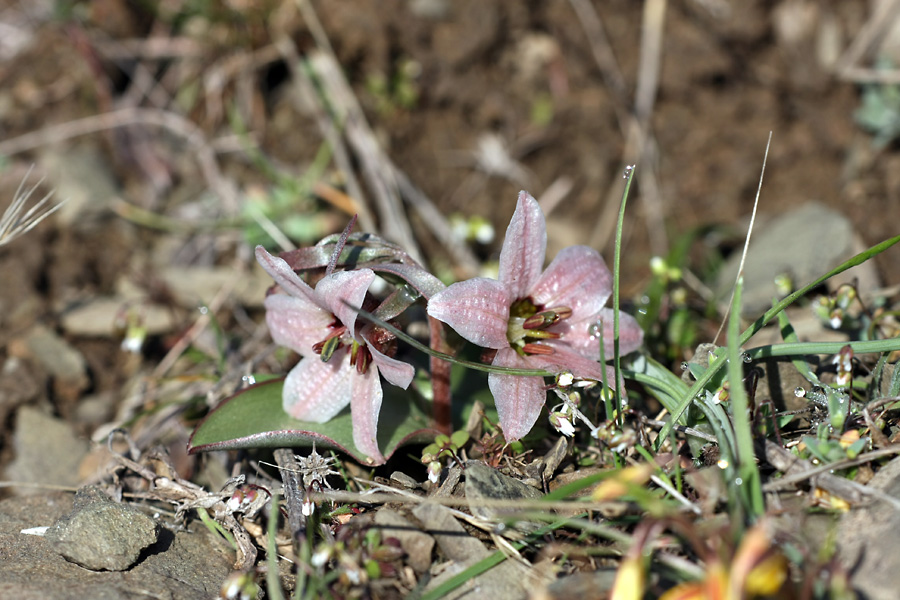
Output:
421,430,469,483
855,58,900,148
365,58,421,115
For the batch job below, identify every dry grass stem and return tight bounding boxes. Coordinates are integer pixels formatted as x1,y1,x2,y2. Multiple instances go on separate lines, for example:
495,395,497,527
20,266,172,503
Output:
0,168,64,247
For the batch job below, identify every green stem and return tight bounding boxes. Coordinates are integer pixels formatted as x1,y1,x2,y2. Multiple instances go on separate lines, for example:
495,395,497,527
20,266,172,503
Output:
745,338,900,358
612,166,636,426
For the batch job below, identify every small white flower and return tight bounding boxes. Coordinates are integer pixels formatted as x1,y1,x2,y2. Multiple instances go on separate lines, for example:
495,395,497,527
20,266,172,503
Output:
301,497,315,517
427,461,442,484
311,547,331,568
226,494,242,513
345,566,362,585
550,412,575,437
120,332,145,354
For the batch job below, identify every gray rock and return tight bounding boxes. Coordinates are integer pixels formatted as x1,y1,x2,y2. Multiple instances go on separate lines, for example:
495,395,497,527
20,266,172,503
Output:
838,456,900,600
158,265,271,309
60,297,177,337
464,461,543,531
46,486,159,571
5,406,89,496
412,502,529,600
0,357,41,424
39,144,119,229
374,508,434,573
0,492,232,599
21,324,88,387
715,202,878,316
536,569,618,599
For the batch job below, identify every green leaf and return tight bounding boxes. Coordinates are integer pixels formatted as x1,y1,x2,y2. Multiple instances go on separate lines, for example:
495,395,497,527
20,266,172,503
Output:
622,354,689,418
188,379,438,464
450,430,470,447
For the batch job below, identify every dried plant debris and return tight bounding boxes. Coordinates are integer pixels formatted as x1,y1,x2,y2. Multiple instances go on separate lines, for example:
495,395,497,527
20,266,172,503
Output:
0,168,64,247
105,431,267,570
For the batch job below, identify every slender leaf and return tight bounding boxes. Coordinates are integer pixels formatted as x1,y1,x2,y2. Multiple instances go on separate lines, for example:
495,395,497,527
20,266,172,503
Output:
726,276,764,519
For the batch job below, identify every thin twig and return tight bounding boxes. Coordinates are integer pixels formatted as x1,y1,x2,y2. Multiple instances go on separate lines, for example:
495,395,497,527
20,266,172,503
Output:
632,0,669,256
274,449,307,551
316,485,694,515
762,439,900,511
567,0,631,132
306,50,422,261
581,0,668,255
394,169,481,278
835,0,900,82
294,0,421,261
762,444,900,492
0,107,240,213
273,34,375,233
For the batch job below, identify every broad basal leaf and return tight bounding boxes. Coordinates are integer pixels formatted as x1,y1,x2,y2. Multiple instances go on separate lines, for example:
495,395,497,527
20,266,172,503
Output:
188,379,439,464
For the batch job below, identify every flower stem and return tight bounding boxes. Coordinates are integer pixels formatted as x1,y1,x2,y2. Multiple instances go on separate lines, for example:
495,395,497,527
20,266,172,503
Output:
612,165,637,426
429,316,452,434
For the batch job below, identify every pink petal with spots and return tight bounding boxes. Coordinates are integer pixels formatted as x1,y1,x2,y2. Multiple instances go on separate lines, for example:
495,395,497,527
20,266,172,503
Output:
498,191,547,300
427,278,511,349
316,269,375,340
488,347,548,441
530,246,612,320
364,329,415,389
282,350,353,422
350,368,385,464
264,294,333,357
255,246,322,307
559,308,643,360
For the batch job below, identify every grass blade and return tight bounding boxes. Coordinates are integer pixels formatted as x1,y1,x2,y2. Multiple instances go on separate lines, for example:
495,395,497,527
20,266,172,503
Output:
726,276,764,519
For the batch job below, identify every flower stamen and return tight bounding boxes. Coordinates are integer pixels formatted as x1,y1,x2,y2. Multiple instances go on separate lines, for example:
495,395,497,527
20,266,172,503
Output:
508,301,572,348
349,340,372,375
522,342,555,355
312,325,348,362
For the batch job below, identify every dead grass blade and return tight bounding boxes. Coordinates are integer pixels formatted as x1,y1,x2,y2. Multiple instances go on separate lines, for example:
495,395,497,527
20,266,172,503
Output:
0,167,64,247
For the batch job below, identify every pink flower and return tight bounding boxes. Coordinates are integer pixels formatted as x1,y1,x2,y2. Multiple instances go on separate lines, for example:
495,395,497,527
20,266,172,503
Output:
255,246,415,464
426,191,643,441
